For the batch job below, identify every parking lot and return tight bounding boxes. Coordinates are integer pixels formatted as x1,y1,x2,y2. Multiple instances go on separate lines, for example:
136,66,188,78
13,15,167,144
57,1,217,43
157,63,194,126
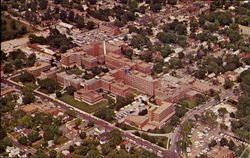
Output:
115,95,149,122
72,29,113,45
188,123,223,158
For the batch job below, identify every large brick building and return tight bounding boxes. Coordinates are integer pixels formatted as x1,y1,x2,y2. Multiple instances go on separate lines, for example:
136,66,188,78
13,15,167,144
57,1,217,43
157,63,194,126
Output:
105,53,153,73
61,42,121,68
56,72,82,89
118,68,159,96
125,102,175,130
26,62,51,77
74,89,103,105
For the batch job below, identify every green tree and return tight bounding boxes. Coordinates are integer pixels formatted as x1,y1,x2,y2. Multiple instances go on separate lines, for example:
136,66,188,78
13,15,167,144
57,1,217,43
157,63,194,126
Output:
101,144,112,155
86,150,101,158
169,57,183,69
56,91,62,98
175,23,187,35
75,118,82,127
65,110,76,118
20,71,35,82
87,0,97,5
218,107,228,117
27,53,36,67
153,63,163,73
208,139,217,149
38,79,60,93
69,145,75,152
79,131,86,139
94,107,114,122
86,21,95,30
23,92,35,104
224,78,233,89
108,129,122,148
88,122,94,127
13,59,24,69
65,86,76,95
18,136,30,146
4,63,14,73
228,140,236,151
220,137,228,146
160,44,174,57
10,20,17,30
28,131,41,143
49,150,57,158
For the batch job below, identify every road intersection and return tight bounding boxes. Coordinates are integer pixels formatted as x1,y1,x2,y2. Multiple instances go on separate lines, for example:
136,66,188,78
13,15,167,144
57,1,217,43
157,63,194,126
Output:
2,72,180,158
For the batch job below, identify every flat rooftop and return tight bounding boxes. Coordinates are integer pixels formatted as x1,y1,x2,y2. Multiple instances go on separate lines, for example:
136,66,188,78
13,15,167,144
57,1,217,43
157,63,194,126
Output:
101,75,115,82
111,81,130,90
57,72,82,82
154,102,173,114
26,62,50,71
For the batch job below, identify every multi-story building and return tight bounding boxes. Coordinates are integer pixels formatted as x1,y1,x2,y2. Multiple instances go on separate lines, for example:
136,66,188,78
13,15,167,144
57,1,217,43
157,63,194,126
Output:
26,62,51,77
39,68,62,80
61,52,84,68
105,53,153,74
148,102,175,123
61,42,121,68
134,60,153,74
125,102,175,130
105,53,135,69
118,68,160,96
80,41,121,57
56,72,82,89
74,89,103,105
110,81,131,97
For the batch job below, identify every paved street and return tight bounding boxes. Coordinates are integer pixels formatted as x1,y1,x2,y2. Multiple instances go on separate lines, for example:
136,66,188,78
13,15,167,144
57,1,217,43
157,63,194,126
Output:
2,73,180,158
169,89,235,153
8,134,36,155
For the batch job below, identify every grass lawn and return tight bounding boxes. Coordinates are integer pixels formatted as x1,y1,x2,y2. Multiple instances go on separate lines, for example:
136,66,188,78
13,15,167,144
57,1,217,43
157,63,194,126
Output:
23,82,38,90
116,123,138,130
38,88,51,94
140,133,169,148
155,136,169,148
180,97,205,109
148,125,174,134
11,75,21,83
38,86,63,94
59,94,108,113
185,98,198,109
66,67,83,76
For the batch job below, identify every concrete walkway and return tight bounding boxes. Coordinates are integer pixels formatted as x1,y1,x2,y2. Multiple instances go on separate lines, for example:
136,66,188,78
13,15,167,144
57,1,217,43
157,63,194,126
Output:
126,130,173,138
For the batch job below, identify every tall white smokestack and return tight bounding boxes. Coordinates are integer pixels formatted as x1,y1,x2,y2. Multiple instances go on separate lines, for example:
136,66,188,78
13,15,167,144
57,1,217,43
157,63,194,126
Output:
103,41,107,56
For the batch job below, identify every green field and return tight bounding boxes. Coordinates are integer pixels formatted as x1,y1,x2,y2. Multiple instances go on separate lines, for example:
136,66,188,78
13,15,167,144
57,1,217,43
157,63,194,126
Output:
1,14,32,41
155,136,169,148
59,94,108,113
116,123,138,130
148,125,174,134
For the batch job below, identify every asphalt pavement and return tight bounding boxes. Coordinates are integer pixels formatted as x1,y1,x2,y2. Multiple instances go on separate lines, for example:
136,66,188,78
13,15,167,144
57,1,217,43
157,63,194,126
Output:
2,73,180,158
169,89,235,153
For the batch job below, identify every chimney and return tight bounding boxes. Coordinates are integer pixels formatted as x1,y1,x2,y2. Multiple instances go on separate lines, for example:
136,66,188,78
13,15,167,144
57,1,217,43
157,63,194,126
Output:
103,41,107,56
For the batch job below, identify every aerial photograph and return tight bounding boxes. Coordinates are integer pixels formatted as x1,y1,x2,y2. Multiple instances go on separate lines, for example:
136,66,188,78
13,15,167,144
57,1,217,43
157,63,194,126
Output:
0,0,250,158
